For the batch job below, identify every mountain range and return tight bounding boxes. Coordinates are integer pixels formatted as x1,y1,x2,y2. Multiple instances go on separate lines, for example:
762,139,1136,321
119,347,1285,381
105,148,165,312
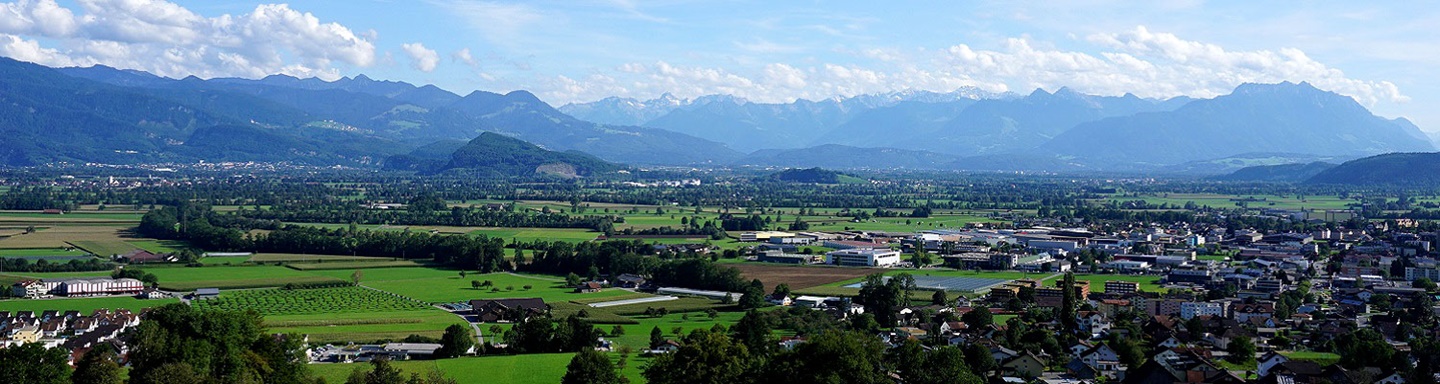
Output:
0,57,1433,174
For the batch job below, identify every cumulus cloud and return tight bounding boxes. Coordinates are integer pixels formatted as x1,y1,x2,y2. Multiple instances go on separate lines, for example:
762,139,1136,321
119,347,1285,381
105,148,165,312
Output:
0,0,376,80
545,26,1403,107
402,42,439,72
452,47,477,67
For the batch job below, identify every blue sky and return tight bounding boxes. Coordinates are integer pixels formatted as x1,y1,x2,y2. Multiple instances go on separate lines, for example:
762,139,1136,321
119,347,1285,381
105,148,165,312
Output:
2,1,1437,131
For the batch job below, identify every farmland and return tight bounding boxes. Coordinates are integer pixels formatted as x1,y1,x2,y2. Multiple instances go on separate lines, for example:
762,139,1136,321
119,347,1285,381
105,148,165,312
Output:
190,286,430,316
146,266,348,291
266,309,471,344
730,263,883,290
0,296,178,313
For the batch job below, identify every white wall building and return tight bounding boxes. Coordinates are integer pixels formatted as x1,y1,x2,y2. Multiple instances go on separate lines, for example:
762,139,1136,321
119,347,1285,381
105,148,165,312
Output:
1179,302,1225,320
826,249,903,267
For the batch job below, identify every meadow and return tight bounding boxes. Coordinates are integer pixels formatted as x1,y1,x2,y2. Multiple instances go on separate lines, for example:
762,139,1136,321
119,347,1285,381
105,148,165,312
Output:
0,296,178,313
266,309,469,344
145,266,347,291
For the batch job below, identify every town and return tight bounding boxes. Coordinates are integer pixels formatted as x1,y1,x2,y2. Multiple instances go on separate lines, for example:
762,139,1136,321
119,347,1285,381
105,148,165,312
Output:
1,170,1438,384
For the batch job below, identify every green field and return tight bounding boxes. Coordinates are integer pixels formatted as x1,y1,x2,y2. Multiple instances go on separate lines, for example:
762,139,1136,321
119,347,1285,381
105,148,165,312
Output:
1280,351,1341,366
249,253,403,263
0,248,87,257
0,211,145,220
285,260,426,270
127,240,189,253
192,286,430,316
200,256,252,265
266,309,469,344
1071,274,1166,293
146,266,347,291
68,240,139,256
467,228,601,242
1099,193,1356,211
0,296,178,313
348,270,635,304
309,354,587,384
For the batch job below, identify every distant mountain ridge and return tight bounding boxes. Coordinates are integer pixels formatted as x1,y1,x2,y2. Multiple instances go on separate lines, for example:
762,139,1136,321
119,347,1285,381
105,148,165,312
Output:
1305,153,1440,186
21,59,742,166
0,57,1432,173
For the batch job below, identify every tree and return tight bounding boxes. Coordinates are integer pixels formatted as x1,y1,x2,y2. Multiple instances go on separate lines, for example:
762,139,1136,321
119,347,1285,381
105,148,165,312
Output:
764,330,890,384
1060,272,1078,335
1227,335,1257,365
931,290,949,306
962,306,993,330
346,357,405,384
352,269,364,284
71,344,122,384
644,330,753,384
963,343,997,377
771,283,791,299
0,343,71,384
127,304,310,384
739,284,767,310
563,349,622,384
732,310,774,354
436,324,474,358
650,326,666,349
565,272,582,286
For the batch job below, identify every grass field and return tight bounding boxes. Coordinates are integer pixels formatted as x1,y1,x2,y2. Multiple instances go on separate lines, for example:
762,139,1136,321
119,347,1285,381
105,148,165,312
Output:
266,309,469,344
549,302,637,324
0,296,178,313
1070,274,1166,293
0,248,87,257
285,261,426,270
467,228,601,242
604,297,734,316
0,225,133,249
350,270,636,304
69,240,140,256
200,256,252,265
249,253,404,263
1280,351,1341,366
146,266,348,291
127,240,189,253
1098,193,1356,211
309,354,585,384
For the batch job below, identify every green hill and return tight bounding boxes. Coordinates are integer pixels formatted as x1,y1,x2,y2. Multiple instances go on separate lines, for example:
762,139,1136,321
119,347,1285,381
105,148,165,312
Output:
440,133,623,177
1305,153,1440,186
765,168,864,184
1212,162,1336,182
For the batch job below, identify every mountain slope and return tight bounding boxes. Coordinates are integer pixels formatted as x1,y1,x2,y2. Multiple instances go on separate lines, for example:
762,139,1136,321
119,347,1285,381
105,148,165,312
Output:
736,144,959,169
1212,162,1336,182
441,132,623,177
1041,82,1435,166
1305,153,1440,186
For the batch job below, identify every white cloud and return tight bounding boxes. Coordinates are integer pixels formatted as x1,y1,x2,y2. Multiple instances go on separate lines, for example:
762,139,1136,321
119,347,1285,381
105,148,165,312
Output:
452,47,477,67
402,42,439,72
0,0,376,80
540,26,1402,108
0,0,78,37
0,33,75,66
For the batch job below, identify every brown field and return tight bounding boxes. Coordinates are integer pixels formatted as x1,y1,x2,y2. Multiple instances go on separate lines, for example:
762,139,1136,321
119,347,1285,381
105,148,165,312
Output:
729,263,883,290
0,225,133,249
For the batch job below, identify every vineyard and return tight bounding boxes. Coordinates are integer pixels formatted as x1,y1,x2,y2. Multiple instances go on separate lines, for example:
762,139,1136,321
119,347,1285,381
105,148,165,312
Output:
192,286,430,316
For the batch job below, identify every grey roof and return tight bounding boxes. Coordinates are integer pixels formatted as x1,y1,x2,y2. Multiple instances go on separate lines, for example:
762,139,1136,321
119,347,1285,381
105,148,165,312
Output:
195,288,220,295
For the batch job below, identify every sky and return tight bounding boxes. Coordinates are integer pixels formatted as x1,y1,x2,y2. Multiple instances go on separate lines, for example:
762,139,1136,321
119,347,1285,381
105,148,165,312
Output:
1,0,1438,131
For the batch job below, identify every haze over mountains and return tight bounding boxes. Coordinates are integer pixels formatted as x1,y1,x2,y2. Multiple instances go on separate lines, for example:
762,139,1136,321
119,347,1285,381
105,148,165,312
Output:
0,57,1432,174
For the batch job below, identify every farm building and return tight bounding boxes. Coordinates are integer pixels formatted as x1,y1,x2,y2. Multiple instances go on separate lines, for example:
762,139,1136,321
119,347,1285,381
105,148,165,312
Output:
469,298,548,323
193,288,221,300
11,278,143,298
